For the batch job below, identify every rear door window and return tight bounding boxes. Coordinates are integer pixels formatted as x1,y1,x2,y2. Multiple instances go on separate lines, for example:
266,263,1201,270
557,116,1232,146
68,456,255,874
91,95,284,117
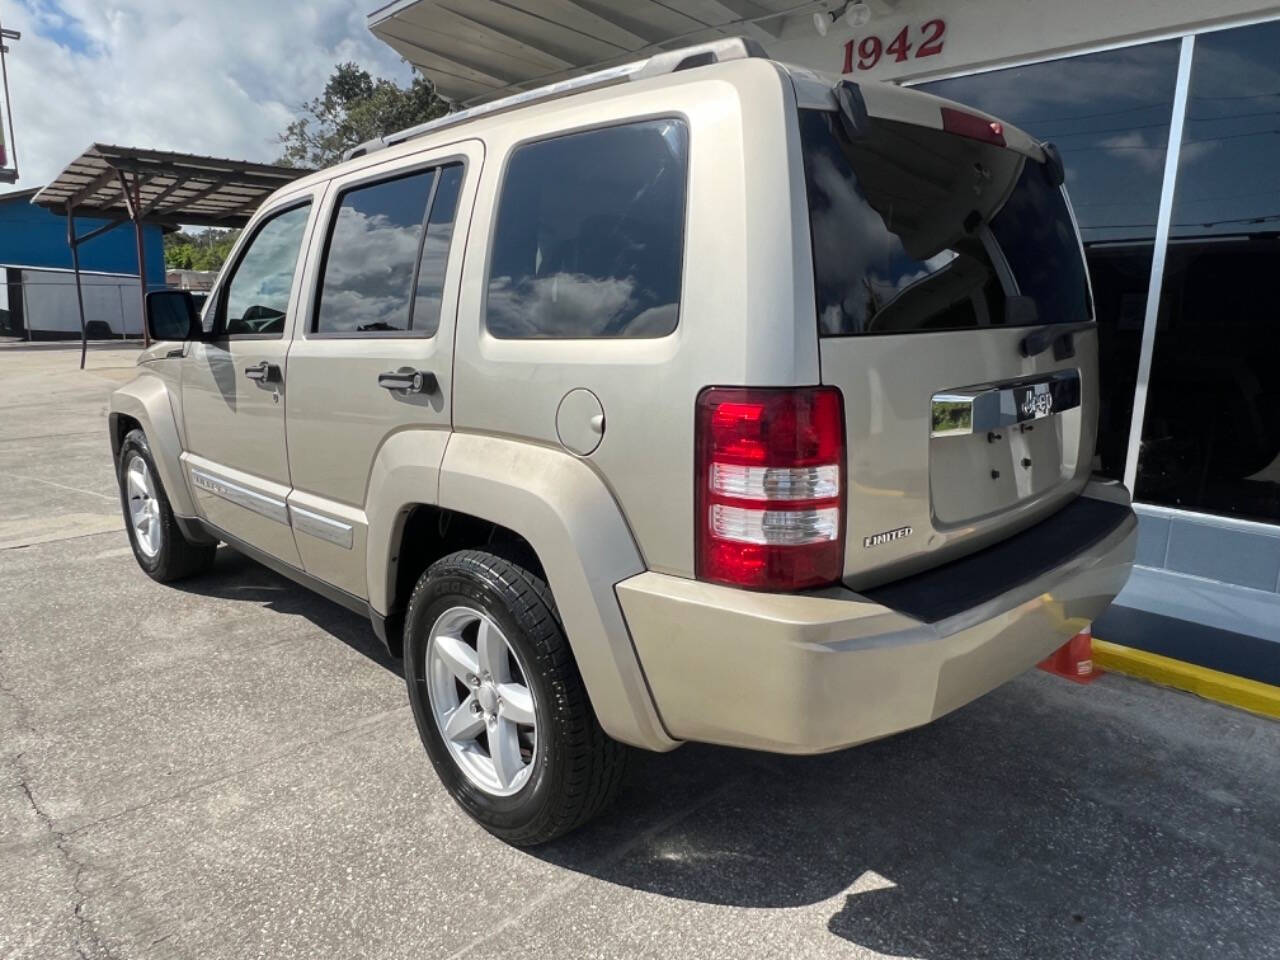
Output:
798,109,1090,337
313,163,463,337
413,164,464,337
485,119,688,339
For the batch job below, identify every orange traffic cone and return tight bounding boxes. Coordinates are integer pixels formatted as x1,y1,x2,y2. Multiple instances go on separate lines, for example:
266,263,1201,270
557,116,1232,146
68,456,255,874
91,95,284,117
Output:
1037,628,1100,684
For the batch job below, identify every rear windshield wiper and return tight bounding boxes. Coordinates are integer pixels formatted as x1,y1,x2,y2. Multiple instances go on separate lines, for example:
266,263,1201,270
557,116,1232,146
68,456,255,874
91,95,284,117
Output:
1020,321,1095,360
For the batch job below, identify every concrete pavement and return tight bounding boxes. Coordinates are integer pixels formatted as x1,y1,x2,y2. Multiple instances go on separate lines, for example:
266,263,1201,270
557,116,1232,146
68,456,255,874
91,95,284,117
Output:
1,344,1277,959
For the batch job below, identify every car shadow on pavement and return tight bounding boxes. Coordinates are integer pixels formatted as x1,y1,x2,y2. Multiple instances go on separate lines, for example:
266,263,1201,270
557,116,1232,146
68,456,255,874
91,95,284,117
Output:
169,546,402,674
166,545,1275,959
536,685,1274,959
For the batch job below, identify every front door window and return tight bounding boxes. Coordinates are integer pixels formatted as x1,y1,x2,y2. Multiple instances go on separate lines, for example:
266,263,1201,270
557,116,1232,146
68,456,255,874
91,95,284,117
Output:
220,204,311,337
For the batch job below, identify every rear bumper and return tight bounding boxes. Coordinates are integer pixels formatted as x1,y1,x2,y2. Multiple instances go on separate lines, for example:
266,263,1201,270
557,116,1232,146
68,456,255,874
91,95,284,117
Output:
617,489,1137,754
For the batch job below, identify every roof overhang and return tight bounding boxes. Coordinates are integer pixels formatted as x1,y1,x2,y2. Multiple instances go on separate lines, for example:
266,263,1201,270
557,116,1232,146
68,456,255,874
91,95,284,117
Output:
367,0,825,105
31,144,311,228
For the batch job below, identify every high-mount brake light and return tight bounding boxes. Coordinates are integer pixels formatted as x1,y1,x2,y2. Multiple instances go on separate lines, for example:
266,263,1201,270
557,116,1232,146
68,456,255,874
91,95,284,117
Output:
695,387,845,591
941,107,1007,147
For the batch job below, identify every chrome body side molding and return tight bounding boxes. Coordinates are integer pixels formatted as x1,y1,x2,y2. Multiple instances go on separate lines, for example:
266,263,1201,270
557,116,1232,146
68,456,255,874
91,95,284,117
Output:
289,503,355,549
190,468,290,525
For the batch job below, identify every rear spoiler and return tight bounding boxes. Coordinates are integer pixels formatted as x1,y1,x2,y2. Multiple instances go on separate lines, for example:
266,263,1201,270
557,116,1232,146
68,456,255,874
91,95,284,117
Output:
784,64,1051,167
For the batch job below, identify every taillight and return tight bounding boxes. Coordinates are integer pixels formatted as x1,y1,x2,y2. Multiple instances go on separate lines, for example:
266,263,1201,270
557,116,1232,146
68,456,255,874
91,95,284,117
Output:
940,106,1006,147
695,386,845,591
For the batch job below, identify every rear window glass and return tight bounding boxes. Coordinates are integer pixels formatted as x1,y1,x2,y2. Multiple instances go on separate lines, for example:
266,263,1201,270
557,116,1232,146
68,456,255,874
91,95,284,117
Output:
485,119,688,339
798,108,1091,337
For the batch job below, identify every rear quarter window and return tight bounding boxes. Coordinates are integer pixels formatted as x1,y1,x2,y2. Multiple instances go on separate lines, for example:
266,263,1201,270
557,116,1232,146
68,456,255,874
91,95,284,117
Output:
485,119,688,339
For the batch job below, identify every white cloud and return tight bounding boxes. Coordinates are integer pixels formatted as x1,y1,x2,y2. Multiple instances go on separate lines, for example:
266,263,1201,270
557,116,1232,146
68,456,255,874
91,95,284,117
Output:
3,0,414,190
1098,130,1166,173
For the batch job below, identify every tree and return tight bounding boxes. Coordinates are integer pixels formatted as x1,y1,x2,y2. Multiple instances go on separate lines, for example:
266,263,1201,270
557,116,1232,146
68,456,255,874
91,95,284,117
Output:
277,62,449,169
163,228,241,272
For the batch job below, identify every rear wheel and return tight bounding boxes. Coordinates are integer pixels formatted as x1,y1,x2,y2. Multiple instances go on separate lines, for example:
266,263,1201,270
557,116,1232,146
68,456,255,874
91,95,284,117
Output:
404,549,627,845
117,429,216,582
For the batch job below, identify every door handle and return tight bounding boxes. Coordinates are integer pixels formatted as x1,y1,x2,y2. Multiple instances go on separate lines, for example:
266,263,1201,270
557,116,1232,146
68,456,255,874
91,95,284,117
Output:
244,361,281,383
378,368,437,394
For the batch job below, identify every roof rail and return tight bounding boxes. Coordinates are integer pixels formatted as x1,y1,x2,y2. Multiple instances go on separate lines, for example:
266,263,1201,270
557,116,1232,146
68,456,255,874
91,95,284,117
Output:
345,36,766,162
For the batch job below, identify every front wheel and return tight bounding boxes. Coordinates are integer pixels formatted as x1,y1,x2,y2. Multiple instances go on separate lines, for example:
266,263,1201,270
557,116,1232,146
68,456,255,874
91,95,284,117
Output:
404,549,628,846
117,429,216,582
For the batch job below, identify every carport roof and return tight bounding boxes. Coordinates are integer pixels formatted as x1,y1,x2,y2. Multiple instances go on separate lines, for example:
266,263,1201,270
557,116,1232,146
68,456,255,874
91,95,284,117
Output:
30,144,311,228
367,0,816,105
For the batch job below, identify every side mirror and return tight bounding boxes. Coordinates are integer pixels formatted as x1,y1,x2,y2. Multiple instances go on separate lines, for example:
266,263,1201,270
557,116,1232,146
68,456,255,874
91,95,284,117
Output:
146,290,200,342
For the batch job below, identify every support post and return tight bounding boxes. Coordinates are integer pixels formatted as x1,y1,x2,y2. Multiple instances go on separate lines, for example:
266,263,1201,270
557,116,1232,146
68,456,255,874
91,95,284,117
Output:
65,205,89,370
125,171,151,347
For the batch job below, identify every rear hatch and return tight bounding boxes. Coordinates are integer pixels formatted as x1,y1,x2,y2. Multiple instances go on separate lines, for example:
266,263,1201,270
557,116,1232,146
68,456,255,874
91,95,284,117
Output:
795,81,1098,588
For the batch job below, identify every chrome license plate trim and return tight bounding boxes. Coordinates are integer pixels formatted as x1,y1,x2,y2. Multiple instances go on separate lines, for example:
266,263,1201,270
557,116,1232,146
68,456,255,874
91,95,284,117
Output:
931,369,1081,438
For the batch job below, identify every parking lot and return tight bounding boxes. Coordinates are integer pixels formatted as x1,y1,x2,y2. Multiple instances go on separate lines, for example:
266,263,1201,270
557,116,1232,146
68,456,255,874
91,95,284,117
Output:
1,343,1277,960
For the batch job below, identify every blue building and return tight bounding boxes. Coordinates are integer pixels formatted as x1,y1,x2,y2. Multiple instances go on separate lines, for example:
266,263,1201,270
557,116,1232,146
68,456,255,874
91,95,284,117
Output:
0,186,166,339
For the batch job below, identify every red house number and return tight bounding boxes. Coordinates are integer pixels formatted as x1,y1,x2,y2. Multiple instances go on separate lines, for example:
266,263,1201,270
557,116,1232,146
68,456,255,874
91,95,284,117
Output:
842,19,946,73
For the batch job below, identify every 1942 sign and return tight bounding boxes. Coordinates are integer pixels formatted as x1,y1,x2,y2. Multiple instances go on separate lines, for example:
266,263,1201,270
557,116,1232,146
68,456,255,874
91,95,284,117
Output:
842,19,946,73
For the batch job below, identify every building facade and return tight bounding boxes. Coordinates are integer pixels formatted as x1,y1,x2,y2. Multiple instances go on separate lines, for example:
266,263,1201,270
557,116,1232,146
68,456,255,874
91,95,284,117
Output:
771,1,1280,681
370,0,1280,681
0,187,165,339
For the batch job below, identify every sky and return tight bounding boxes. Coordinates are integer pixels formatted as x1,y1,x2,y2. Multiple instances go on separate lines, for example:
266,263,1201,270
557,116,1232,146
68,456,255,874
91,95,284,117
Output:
1,0,415,191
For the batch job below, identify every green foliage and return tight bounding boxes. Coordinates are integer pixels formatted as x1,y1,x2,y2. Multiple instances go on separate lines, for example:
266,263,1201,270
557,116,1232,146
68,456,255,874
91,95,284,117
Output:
163,228,240,271
277,62,449,169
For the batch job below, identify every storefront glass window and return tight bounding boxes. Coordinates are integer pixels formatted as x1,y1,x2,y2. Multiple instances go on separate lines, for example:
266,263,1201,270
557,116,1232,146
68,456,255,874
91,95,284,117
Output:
1133,20,1280,523
919,42,1180,479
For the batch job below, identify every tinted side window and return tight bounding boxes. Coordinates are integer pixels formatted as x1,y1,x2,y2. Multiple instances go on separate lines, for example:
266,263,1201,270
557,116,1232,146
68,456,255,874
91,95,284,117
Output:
315,170,436,335
222,204,310,337
486,119,688,339
412,164,464,337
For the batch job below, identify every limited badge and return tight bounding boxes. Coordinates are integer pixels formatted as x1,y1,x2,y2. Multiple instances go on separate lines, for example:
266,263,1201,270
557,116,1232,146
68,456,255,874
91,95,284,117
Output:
863,525,913,548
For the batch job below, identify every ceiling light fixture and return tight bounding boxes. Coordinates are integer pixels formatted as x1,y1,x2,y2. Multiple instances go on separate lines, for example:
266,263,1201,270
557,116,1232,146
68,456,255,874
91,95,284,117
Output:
844,2,873,27
813,2,874,37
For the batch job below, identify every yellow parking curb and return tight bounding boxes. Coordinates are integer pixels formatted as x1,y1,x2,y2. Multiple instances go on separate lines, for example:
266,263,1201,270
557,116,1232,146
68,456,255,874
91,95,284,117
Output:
1092,637,1280,720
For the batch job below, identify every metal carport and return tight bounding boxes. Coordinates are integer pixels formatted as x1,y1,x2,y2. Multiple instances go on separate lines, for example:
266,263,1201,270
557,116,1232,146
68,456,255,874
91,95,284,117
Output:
366,0,835,104
31,145,309,368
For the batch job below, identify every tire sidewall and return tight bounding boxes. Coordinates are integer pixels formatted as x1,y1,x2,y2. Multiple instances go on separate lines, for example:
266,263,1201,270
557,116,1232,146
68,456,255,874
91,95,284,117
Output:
405,559,563,835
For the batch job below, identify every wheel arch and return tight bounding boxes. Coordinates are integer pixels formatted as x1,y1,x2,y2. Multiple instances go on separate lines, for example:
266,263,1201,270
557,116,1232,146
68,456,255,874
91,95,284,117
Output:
373,432,677,753
109,375,195,517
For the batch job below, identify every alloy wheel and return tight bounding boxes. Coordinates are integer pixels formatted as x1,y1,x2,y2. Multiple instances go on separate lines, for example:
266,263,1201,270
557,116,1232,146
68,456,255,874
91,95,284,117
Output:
125,456,162,558
425,606,539,797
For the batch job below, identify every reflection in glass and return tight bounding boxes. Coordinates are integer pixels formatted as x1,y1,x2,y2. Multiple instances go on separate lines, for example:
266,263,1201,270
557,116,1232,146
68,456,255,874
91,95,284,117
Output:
1135,21,1280,522
799,109,1091,338
315,171,436,334
920,42,1180,479
223,204,311,336
485,119,688,339
412,164,464,337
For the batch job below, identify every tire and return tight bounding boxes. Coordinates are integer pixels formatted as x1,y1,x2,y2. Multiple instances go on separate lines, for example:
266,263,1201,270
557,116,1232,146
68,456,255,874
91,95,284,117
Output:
404,549,628,846
85,320,113,340
116,428,217,582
